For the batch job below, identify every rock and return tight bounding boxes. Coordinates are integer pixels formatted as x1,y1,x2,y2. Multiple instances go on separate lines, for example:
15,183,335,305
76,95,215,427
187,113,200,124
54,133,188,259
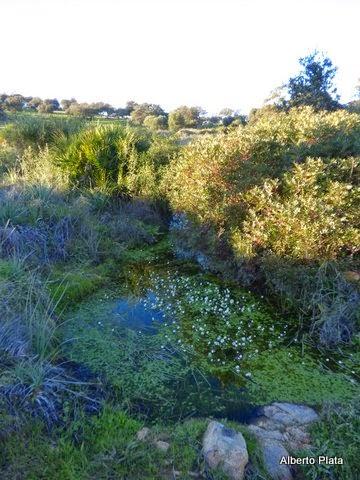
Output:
203,421,248,480
155,440,170,452
248,403,319,480
284,426,311,451
136,427,150,441
260,439,293,480
248,424,285,442
263,403,319,427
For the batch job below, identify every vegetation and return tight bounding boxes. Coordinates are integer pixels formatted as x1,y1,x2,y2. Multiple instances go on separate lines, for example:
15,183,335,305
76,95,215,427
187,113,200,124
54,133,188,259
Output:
0,51,359,479
286,51,340,111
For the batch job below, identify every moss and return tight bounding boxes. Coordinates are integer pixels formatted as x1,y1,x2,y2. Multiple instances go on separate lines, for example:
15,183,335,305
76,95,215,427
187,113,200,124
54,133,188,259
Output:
247,348,358,405
48,264,111,310
119,237,171,265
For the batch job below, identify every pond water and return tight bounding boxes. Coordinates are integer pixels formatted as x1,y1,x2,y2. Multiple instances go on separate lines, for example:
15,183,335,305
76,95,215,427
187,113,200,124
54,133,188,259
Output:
65,259,359,421
113,292,166,333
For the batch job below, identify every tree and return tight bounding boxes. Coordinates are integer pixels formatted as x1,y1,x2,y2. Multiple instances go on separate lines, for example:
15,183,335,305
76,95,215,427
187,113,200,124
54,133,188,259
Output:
67,102,93,117
37,98,60,113
91,102,114,116
0,105,6,121
27,97,43,110
286,51,340,111
0,94,8,105
115,107,130,117
346,79,360,113
143,114,168,130
219,108,234,117
4,94,25,111
125,100,138,115
130,103,166,125
61,98,77,111
168,106,203,131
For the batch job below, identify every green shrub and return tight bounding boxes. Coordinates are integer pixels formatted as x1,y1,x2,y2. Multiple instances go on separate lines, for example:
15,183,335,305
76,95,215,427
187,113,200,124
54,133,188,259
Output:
54,123,175,195
143,114,168,130
166,107,360,225
230,158,359,261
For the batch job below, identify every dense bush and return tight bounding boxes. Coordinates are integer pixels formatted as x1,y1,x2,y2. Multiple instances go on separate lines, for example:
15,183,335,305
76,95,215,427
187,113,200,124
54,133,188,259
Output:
166,107,360,224
54,123,178,194
230,157,359,261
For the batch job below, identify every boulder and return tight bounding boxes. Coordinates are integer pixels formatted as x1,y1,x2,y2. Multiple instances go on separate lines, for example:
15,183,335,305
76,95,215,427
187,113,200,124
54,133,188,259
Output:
262,403,319,427
260,439,293,480
248,402,319,480
203,421,248,480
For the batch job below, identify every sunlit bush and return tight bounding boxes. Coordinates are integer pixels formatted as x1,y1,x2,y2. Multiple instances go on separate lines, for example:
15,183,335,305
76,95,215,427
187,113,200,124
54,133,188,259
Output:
165,107,360,225
231,157,359,261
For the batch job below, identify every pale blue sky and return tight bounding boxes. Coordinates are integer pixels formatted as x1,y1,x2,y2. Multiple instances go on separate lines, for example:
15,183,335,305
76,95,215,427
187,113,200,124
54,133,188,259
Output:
1,0,359,114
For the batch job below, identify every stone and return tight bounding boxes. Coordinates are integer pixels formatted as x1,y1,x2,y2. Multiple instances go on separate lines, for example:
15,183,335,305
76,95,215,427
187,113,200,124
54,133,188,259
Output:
248,424,285,442
284,426,311,451
266,403,319,426
155,440,170,452
248,403,319,480
203,421,248,480
136,427,150,441
260,439,293,480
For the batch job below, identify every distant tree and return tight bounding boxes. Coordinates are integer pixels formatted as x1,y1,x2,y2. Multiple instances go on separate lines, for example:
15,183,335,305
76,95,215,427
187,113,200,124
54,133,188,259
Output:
125,100,138,115
91,102,114,116
168,106,204,131
27,97,43,110
4,94,25,111
61,98,77,111
67,102,92,117
286,51,340,111
346,78,360,113
264,85,288,108
37,98,60,113
130,103,166,125
143,114,168,130
115,107,130,117
66,101,112,117
0,105,6,121
218,108,246,127
0,94,8,105
201,116,221,128
219,108,234,117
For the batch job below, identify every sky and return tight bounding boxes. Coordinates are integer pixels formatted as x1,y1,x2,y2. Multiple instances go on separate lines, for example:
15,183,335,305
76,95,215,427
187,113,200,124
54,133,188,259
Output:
1,0,360,114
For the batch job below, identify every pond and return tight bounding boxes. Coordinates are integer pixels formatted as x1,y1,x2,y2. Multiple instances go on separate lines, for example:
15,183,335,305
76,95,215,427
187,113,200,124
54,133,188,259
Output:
64,259,359,422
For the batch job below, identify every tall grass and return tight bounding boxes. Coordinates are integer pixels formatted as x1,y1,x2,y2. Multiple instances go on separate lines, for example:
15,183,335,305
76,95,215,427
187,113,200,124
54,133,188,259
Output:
0,114,86,151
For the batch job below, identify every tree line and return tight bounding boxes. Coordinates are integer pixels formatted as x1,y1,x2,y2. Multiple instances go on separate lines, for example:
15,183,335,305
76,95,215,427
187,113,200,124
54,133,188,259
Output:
1,52,360,129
